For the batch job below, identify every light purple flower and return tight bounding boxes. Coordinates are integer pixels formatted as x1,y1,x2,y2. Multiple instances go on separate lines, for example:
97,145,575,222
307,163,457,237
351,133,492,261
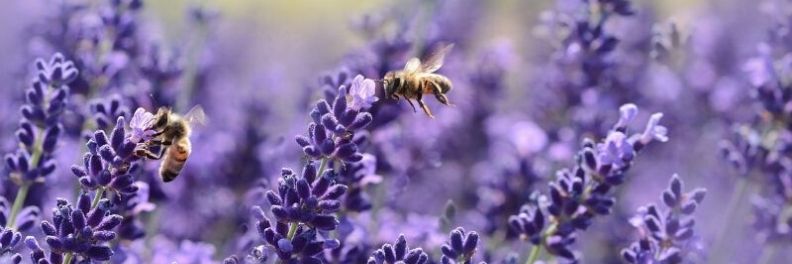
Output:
597,131,634,168
639,113,668,144
615,103,638,129
347,75,378,111
129,108,157,143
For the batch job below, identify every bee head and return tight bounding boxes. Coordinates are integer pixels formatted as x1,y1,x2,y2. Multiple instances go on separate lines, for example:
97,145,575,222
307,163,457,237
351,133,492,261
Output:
151,107,171,129
383,72,397,96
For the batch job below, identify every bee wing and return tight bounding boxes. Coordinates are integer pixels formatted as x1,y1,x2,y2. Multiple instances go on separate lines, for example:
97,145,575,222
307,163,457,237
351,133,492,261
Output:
183,105,208,127
420,43,454,73
404,58,421,73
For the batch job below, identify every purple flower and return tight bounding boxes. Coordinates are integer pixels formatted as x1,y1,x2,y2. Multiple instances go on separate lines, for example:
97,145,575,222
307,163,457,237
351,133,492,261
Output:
440,227,481,264
347,75,379,111
27,194,123,263
509,103,667,261
639,113,668,145
621,174,707,263
128,108,156,144
367,234,429,264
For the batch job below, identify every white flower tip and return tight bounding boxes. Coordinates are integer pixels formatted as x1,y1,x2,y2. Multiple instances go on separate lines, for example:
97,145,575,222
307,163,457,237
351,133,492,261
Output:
619,103,638,114
649,112,664,121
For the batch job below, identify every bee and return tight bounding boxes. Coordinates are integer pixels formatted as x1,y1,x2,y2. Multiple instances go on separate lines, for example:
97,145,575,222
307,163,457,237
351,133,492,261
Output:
383,43,454,118
138,106,206,182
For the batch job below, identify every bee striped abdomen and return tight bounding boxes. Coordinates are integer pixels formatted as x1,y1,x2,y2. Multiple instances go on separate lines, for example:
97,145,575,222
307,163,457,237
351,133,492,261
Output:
159,138,191,182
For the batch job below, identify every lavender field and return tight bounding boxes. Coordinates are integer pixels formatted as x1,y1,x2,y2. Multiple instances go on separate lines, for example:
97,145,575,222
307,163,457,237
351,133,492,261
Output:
0,0,789,263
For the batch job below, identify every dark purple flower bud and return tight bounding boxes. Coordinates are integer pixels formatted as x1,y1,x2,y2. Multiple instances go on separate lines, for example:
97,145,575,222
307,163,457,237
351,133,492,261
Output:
321,114,339,132
334,143,357,159
296,136,311,147
296,179,311,200
110,117,125,151
277,239,293,253
85,246,113,261
450,229,464,252
318,200,340,212
333,93,347,118
98,145,115,162
312,124,328,145
97,170,112,186
266,191,283,206
41,221,57,236
92,231,116,241
96,215,123,231
15,130,33,147
311,215,338,230
312,176,330,197
88,155,103,177
270,206,289,221
303,163,317,183
348,113,373,130
322,185,347,200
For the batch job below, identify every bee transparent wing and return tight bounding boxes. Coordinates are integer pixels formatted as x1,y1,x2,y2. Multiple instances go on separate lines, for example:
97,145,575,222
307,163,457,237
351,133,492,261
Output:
183,105,208,127
420,43,454,73
404,58,421,73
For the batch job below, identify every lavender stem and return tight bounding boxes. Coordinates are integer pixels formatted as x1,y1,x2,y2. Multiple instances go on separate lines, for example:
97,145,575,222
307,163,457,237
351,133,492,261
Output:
757,243,776,264
91,187,106,208
7,182,31,229
61,253,74,264
709,177,750,264
525,245,541,264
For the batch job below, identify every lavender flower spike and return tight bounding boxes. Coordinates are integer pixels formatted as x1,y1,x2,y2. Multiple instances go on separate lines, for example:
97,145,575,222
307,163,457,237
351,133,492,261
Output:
26,194,123,263
621,174,707,263
367,234,429,264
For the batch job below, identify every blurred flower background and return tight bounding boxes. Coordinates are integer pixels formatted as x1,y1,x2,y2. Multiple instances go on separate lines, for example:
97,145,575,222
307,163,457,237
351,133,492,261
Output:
0,0,790,263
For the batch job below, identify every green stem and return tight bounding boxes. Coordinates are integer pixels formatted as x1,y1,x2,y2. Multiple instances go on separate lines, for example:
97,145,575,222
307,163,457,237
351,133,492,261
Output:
91,187,106,208
757,244,776,264
525,245,542,264
8,183,31,229
708,177,750,264
62,253,73,264
317,158,329,178
286,222,299,240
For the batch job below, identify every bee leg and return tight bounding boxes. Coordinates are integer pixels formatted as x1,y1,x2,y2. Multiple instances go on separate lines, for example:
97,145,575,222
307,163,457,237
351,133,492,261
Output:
135,145,164,160
434,92,451,106
416,95,434,118
403,96,418,113
431,83,452,106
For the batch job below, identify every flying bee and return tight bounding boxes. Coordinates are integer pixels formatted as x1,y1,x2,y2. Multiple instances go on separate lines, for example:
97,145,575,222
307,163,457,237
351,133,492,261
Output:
137,106,206,183
383,43,454,118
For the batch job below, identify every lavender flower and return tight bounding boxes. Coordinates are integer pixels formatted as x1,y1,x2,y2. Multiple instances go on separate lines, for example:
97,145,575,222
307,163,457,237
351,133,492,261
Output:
440,227,482,264
5,53,77,185
367,234,429,264
296,80,374,163
509,104,667,261
250,201,339,263
26,194,122,263
621,174,707,264
265,165,346,231
70,116,143,196
88,95,129,133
